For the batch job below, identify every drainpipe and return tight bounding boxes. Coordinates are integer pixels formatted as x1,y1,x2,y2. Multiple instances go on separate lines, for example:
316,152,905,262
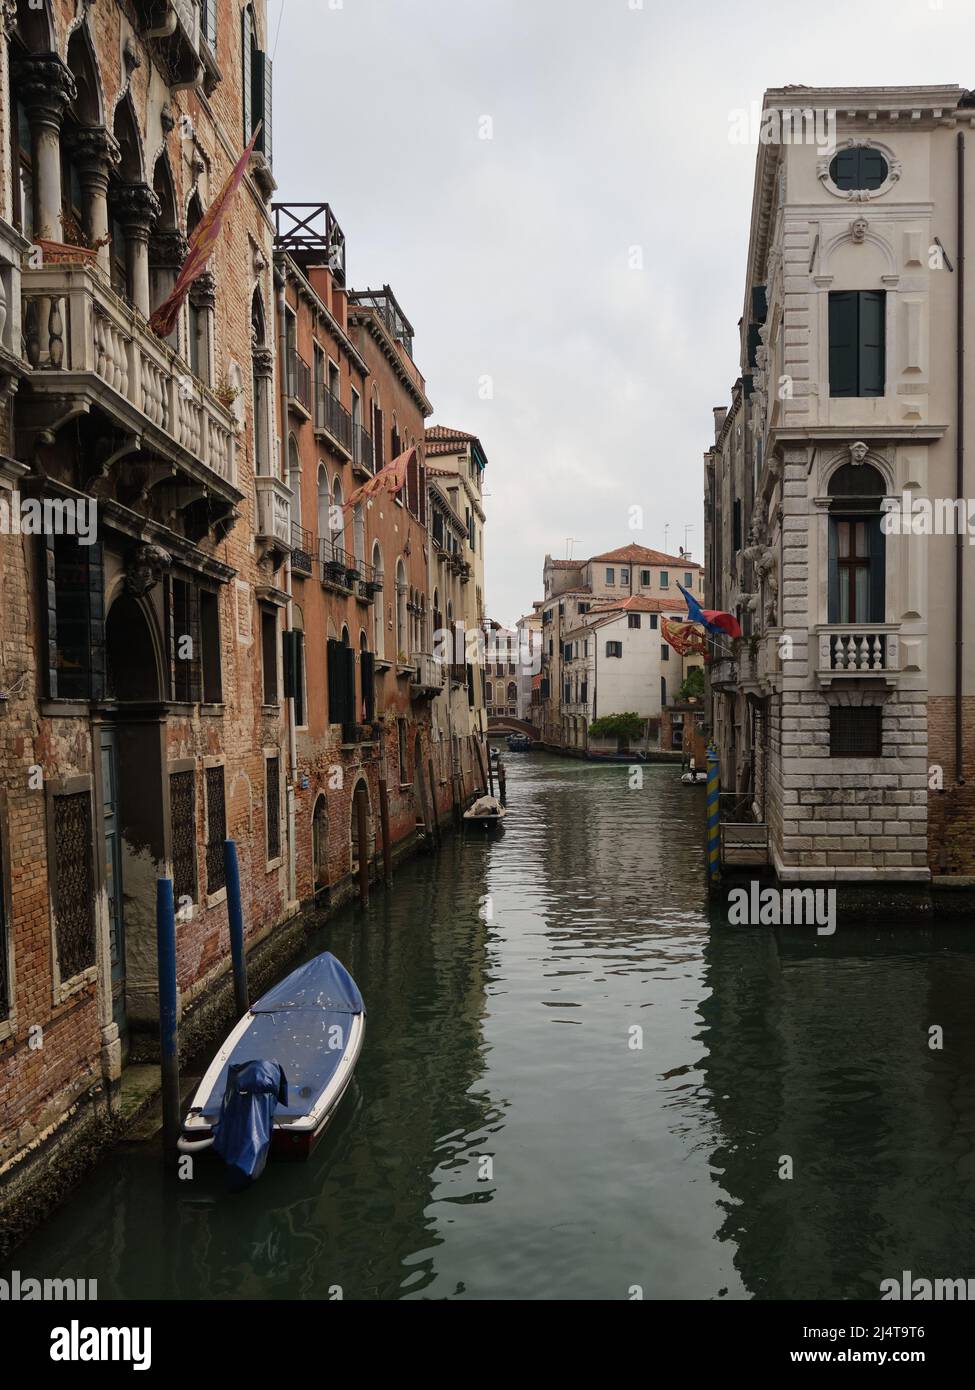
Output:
957,132,965,786
276,262,298,904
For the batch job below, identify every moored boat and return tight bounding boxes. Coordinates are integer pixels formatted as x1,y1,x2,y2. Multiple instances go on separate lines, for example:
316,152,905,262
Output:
178,951,365,1171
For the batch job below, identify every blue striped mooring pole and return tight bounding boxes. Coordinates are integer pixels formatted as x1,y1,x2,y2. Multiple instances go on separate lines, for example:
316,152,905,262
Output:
706,742,721,884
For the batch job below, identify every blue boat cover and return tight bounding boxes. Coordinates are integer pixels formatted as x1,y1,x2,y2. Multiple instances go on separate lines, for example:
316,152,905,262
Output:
252,951,364,1015
201,953,364,1126
212,1059,288,1191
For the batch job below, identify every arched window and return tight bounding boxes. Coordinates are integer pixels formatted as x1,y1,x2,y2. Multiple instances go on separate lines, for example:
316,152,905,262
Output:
353,502,365,571
829,146,889,192
109,95,145,307
288,435,302,528
507,681,518,703
395,559,407,660
312,795,328,892
372,387,384,470
827,462,886,624
350,778,371,873
486,681,493,703
372,542,384,657
331,475,344,558
251,287,271,473
317,464,329,562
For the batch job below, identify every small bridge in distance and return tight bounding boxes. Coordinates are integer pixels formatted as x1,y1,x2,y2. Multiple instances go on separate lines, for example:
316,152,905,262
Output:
487,716,536,738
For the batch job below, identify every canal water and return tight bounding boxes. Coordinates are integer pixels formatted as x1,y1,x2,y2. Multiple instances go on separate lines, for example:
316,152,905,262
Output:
8,753,975,1299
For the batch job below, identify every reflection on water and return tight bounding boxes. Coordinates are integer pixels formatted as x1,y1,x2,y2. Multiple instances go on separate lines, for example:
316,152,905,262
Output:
7,755,975,1299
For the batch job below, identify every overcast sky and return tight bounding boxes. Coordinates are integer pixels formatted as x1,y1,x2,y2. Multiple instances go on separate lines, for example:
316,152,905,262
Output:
268,0,975,626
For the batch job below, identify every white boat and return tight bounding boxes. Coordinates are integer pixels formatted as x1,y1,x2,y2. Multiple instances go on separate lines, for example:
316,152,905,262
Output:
681,769,708,785
178,951,365,1166
463,794,508,825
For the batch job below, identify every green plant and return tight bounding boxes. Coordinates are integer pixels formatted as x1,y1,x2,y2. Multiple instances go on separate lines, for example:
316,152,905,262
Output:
588,712,644,741
678,666,705,702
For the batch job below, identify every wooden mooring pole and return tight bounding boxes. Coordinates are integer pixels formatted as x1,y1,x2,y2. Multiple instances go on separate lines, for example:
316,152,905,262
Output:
428,757,442,848
356,786,370,907
155,878,181,1169
378,773,393,885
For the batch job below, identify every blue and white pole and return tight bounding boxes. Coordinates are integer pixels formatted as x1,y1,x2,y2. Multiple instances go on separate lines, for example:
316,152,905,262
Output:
706,742,721,884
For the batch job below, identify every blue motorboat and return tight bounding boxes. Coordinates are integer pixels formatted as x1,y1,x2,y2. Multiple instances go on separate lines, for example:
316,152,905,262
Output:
178,951,365,1166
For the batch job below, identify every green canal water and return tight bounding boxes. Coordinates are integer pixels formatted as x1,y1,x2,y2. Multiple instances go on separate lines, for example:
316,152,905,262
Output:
7,754,975,1299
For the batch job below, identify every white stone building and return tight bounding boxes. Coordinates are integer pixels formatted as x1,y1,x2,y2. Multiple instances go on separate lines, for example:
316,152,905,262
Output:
705,84,975,889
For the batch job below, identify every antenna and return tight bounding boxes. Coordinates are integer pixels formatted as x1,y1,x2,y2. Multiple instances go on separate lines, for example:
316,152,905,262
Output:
663,523,670,553
565,537,579,560
683,524,693,557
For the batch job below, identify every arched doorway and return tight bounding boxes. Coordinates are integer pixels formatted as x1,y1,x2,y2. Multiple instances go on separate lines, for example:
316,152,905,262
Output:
103,590,167,1053
350,778,371,875
312,794,328,893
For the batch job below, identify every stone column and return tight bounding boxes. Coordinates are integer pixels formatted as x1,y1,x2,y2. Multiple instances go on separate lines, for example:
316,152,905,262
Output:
149,229,188,344
68,126,121,275
111,183,161,318
11,55,76,241
189,269,216,384
251,345,275,475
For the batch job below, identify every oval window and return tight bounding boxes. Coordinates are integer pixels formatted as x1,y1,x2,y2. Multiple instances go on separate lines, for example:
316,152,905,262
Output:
829,146,889,191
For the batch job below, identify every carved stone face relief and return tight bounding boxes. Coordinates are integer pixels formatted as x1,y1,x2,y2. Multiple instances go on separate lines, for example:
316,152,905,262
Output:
125,542,172,598
849,441,869,466
851,217,868,244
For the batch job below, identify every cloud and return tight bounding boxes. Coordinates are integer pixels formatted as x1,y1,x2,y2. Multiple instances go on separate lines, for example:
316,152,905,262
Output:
269,0,973,624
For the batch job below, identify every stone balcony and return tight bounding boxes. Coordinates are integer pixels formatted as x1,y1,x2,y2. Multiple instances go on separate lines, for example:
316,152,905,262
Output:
254,474,292,566
20,262,240,532
816,625,901,686
410,653,444,698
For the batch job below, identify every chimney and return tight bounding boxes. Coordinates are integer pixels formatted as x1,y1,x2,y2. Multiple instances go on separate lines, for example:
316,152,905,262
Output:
713,407,728,442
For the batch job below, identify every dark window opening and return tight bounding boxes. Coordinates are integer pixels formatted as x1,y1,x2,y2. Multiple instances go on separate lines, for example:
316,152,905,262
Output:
51,790,96,981
46,535,105,701
829,706,883,757
266,756,281,861
628,613,641,629
205,766,226,894
199,590,222,703
170,770,197,908
261,607,278,704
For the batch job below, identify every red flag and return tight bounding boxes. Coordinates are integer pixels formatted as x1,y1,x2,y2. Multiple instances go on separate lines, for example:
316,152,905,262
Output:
344,446,414,511
661,618,709,658
149,127,261,339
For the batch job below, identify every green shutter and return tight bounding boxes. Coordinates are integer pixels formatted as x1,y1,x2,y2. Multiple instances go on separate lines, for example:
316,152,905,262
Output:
828,291,858,397
326,638,342,723
361,650,375,721
343,646,356,725
241,5,252,144
282,630,296,697
88,543,105,701
830,148,859,188
859,291,885,397
827,518,840,624
860,148,887,188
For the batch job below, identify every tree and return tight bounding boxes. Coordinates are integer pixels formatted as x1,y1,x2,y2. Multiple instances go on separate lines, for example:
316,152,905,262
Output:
678,667,705,703
589,712,644,742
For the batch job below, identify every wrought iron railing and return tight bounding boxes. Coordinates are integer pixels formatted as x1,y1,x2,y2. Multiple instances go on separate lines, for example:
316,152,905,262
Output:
315,385,353,452
352,424,374,473
286,349,311,412
290,522,313,575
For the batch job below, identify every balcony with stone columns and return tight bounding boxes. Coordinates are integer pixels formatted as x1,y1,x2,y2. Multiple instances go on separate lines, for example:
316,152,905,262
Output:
815,625,901,687
19,260,241,539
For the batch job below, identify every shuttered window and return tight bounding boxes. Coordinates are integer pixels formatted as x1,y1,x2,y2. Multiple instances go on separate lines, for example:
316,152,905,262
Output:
327,638,356,729
243,5,272,162
51,789,96,982
45,535,105,701
829,147,888,191
266,756,281,861
170,770,197,909
829,291,885,397
361,650,375,721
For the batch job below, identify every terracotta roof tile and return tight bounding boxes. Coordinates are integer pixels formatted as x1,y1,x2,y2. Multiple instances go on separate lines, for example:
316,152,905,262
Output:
589,543,703,568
